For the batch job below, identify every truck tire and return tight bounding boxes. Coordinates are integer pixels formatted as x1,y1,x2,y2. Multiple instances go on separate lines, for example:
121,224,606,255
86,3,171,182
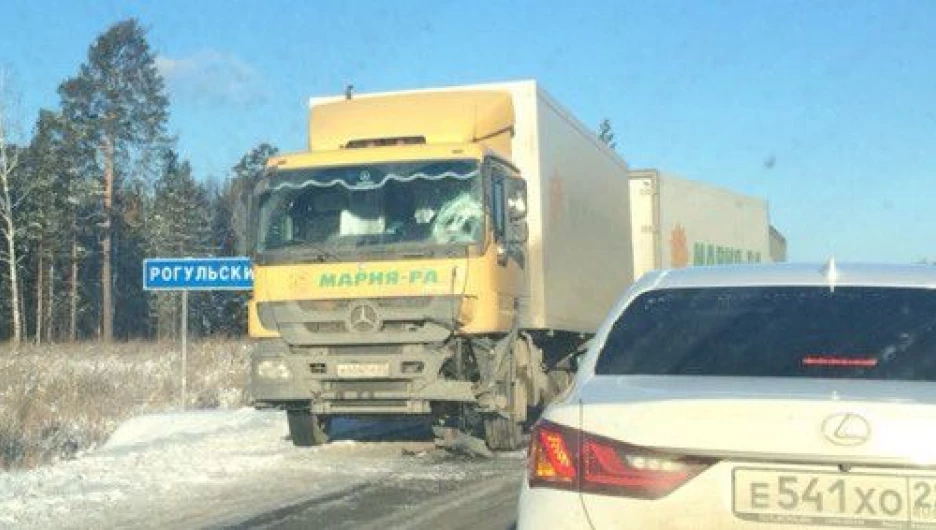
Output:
287,410,330,447
483,415,523,451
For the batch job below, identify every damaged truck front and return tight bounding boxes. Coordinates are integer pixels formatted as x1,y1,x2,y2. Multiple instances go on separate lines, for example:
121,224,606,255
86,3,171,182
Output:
247,81,634,450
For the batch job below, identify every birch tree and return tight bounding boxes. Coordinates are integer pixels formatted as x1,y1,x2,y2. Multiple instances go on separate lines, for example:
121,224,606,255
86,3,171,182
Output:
0,74,24,343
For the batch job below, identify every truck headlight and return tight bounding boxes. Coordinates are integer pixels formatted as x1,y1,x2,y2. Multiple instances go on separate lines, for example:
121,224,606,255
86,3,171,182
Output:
256,359,292,381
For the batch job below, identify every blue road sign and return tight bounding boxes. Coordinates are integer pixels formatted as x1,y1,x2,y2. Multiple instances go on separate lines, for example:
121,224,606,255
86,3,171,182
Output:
143,257,253,291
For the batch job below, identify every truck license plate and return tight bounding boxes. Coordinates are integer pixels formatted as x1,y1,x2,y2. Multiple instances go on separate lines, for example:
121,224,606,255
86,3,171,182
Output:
335,363,390,378
733,467,936,527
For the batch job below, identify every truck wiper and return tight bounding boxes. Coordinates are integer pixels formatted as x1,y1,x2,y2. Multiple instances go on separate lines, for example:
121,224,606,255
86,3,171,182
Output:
401,250,435,258
272,242,340,263
356,246,437,260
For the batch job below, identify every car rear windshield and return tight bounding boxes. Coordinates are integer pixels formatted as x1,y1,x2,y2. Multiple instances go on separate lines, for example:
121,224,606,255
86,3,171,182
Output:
595,286,936,380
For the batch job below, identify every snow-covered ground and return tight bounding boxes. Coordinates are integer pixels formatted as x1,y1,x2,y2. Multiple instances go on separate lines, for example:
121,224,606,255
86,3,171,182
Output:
0,409,519,530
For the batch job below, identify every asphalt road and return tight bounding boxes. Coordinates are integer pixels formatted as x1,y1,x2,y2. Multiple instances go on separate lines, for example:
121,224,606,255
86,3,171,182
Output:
218,420,526,530
228,454,523,530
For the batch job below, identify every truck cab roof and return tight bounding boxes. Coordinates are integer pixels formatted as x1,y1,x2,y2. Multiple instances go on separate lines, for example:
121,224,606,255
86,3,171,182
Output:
267,142,490,172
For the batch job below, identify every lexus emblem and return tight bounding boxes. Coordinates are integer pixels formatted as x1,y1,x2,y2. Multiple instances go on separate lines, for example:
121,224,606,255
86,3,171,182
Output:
346,301,381,333
821,412,871,446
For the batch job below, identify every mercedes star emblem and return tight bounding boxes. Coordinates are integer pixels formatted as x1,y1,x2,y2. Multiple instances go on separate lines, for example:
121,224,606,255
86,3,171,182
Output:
346,301,381,333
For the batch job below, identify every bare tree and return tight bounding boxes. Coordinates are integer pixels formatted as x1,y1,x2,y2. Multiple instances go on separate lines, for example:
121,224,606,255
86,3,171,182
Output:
0,72,24,343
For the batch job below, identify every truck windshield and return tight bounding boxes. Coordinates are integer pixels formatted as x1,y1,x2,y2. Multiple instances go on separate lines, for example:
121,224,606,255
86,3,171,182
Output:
595,286,936,381
256,160,482,253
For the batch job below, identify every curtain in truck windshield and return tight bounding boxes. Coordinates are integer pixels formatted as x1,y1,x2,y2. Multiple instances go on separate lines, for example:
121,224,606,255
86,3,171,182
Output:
257,160,482,252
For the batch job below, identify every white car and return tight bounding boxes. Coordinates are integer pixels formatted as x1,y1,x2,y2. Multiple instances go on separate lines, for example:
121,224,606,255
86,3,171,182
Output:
518,261,936,529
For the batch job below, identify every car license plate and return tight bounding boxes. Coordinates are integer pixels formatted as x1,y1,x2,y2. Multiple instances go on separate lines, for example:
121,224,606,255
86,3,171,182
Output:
335,363,390,378
733,467,936,528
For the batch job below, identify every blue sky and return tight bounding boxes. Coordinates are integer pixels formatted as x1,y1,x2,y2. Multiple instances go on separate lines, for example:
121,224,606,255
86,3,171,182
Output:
2,0,934,262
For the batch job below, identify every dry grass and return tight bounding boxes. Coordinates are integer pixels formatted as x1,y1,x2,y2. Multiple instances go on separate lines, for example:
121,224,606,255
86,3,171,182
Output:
0,339,251,470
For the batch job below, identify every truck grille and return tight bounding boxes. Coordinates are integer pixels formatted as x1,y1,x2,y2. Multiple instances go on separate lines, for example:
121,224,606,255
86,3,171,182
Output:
256,296,457,345
292,345,406,356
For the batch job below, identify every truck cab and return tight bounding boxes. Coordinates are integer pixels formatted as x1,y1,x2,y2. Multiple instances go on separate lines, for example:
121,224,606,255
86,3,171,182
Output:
248,90,535,449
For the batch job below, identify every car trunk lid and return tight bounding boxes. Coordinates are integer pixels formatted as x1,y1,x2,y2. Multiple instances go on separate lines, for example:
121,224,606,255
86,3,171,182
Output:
577,375,936,465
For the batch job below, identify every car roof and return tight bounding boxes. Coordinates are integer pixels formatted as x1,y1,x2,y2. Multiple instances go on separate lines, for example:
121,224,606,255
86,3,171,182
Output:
641,261,936,290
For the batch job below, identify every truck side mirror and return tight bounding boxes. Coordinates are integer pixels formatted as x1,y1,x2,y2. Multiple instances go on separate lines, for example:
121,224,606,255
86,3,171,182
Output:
242,178,262,257
508,221,528,245
506,178,527,220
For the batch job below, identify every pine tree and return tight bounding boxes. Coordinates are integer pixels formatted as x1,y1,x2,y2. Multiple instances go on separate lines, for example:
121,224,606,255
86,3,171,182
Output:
204,143,277,336
22,110,78,342
147,149,211,339
228,143,278,254
114,177,152,339
149,150,211,256
598,118,617,150
62,121,101,341
58,18,169,341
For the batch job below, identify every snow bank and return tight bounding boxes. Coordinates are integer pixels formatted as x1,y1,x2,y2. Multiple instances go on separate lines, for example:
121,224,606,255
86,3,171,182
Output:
103,408,267,450
0,408,474,530
0,409,288,529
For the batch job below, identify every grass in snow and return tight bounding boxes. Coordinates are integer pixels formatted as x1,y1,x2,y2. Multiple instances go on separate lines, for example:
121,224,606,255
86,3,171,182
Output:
0,339,251,470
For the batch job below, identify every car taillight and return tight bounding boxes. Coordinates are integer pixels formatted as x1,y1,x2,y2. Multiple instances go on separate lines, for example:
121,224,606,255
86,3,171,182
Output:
528,419,715,499
581,435,714,499
529,420,580,491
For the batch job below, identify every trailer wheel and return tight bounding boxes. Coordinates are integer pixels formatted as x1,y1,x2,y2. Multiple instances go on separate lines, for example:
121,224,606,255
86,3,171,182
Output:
483,415,523,451
287,410,331,447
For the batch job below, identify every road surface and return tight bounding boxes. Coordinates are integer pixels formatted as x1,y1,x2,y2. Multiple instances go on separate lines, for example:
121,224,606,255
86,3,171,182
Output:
0,410,526,530
225,450,522,530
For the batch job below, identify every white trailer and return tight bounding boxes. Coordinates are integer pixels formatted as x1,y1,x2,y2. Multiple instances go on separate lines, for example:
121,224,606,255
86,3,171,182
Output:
769,225,788,262
629,169,777,280
503,82,633,333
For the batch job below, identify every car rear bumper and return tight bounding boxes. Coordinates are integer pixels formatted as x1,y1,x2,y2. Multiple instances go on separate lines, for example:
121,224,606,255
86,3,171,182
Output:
517,474,593,530
524,460,936,530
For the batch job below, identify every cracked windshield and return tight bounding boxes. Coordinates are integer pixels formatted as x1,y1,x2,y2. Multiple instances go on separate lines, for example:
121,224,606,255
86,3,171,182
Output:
2,2,935,530
258,160,482,253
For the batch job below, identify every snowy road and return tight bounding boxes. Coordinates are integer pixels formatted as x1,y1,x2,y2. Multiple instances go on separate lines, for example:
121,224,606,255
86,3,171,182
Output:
0,409,524,529
224,450,521,530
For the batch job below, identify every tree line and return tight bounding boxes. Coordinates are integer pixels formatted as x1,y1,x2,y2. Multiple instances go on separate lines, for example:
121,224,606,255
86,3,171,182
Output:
0,19,275,344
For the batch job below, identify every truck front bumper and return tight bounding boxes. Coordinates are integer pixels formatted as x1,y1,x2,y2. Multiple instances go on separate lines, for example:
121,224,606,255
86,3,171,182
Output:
249,340,476,415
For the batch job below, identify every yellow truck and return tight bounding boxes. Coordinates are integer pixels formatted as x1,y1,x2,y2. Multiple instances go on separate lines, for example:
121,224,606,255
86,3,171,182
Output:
246,80,635,450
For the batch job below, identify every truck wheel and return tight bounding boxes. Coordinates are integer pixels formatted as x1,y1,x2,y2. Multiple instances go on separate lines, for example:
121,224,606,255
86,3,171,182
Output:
483,415,523,451
287,410,330,447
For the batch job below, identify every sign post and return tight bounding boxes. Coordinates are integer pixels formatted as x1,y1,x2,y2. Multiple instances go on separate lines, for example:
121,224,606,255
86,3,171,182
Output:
143,257,253,410
181,289,188,411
